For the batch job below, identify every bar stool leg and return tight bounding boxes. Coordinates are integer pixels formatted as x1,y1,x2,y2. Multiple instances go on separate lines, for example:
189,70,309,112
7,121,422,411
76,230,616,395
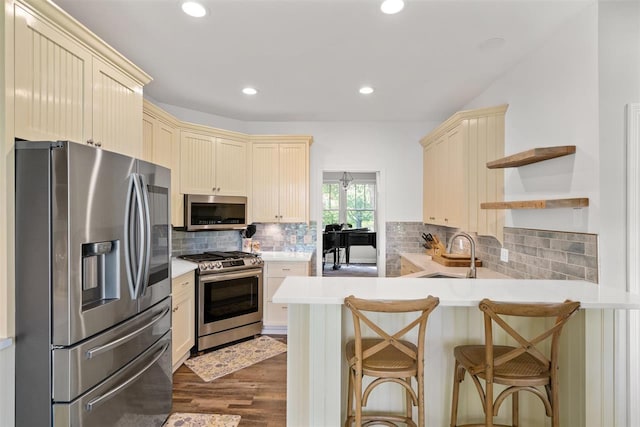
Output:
417,373,425,427
345,370,353,427
512,391,519,427
450,360,462,427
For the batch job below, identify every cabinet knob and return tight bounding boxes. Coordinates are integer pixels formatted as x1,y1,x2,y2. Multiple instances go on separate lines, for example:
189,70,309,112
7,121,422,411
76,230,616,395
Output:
172,306,179,313
217,187,221,191
95,142,102,148
86,139,94,145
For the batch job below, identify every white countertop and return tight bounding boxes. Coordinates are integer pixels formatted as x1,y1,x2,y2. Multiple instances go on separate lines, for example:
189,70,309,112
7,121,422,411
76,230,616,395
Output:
259,251,313,262
171,258,198,278
272,276,640,309
400,252,511,279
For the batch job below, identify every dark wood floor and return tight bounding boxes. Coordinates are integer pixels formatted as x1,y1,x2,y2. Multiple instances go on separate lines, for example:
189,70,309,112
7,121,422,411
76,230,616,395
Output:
172,335,287,427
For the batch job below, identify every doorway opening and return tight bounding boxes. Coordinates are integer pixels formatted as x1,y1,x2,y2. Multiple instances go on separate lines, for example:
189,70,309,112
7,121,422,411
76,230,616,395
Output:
321,171,378,277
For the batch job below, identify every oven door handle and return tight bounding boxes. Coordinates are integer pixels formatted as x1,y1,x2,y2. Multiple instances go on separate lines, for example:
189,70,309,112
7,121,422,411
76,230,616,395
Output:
199,268,263,283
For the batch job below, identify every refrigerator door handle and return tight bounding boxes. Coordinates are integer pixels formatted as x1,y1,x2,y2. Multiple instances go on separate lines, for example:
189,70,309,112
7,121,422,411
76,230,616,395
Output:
132,173,147,299
123,174,137,299
84,305,171,359
137,174,152,298
84,342,169,413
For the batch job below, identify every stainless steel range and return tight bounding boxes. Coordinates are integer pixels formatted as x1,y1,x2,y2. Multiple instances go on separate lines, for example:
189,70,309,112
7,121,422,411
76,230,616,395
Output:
179,251,264,351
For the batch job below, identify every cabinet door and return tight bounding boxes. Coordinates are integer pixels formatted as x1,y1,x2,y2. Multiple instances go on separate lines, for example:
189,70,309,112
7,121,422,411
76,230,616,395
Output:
14,4,92,143
141,112,155,162
155,121,182,226
278,144,308,223
180,131,216,194
251,143,280,222
171,273,194,369
423,143,438,224
92,57,143,158
216,138,247,196
444,124,465,228
433,137,448,225
265,277,288,326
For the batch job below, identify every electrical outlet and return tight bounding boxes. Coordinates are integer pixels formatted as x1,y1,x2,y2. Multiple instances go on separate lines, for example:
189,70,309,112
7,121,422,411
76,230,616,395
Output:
500,248,509,263
289,235,297,244
303,235,312,244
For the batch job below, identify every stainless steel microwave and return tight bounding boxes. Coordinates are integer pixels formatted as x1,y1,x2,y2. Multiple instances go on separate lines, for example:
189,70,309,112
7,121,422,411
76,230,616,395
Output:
184,194,248,231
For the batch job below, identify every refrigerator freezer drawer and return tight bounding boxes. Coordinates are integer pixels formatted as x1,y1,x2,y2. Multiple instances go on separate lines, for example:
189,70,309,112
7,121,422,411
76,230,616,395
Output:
53,330,172,427
53,297,171,402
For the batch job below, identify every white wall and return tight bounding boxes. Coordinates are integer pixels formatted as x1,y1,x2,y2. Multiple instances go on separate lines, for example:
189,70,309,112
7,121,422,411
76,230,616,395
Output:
463,3,640,425
464,3,599,235
244,121,437,222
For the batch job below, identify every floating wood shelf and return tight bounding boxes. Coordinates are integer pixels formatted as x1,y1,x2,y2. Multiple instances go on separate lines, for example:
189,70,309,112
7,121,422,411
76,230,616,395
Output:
486,145,576,169
481,198,589,210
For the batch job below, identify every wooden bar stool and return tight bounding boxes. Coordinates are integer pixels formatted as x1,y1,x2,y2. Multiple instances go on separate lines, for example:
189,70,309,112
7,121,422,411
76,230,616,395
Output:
450,298,580,427
344,295,440,427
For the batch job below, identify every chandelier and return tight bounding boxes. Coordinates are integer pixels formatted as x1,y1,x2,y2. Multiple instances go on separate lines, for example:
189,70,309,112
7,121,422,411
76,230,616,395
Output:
339,171,353,189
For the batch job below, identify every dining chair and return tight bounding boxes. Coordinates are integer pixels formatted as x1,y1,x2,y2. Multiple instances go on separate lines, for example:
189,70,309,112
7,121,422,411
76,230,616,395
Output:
344,294,440,427
450,298,581,427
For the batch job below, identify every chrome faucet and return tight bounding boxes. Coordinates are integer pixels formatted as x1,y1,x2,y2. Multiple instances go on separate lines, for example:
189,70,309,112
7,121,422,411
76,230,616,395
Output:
447,231,476,278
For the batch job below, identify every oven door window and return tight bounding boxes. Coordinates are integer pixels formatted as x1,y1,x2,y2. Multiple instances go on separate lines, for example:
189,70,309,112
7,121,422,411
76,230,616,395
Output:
204,276,259,323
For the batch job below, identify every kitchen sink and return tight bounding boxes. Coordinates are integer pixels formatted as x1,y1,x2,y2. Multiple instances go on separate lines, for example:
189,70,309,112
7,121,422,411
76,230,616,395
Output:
419,272,466,279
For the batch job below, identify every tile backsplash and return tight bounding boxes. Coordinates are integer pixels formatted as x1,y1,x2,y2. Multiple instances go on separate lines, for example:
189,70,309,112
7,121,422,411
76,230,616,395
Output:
385,222,598,283
171,222,318,275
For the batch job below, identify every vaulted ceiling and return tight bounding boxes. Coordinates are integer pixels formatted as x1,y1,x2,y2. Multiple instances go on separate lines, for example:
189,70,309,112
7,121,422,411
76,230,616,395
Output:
54,0,592,122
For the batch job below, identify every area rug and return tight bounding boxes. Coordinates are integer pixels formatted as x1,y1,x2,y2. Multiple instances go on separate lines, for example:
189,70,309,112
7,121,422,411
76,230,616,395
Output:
164,413,240,427
185,336,287,382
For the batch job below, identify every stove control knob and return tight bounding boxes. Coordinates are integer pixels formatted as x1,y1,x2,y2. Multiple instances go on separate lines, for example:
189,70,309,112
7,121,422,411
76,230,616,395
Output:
206,262,213,270
214,261,223,269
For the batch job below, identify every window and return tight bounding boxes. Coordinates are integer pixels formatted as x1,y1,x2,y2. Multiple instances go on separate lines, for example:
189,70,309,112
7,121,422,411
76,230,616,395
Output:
322,180,376,230
346,183,375,229
322,183,340,226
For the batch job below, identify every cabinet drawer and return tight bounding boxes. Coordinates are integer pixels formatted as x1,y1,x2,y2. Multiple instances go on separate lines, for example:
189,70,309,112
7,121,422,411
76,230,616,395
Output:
266,277,285,301
172,271,194,296
266,302,288,325
267,262,308,277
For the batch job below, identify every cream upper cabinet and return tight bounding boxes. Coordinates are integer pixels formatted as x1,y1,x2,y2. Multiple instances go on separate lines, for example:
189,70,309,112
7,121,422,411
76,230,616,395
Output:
421,105,507,241
251,139,312,223
92,57,143,158
180,130,247,196
13,1,149,157
14,3,92,144
142,101,182,227
215,138,248,196
180,131,216,195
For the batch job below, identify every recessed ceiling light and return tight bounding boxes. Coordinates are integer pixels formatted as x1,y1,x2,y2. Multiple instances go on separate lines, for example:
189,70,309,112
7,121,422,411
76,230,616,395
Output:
359,86,374,95
380,0,404,15
182,1,206,18
242,87,258,95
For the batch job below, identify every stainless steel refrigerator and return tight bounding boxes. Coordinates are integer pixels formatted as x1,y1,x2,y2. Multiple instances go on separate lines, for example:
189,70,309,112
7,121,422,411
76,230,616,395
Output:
15,141,173,426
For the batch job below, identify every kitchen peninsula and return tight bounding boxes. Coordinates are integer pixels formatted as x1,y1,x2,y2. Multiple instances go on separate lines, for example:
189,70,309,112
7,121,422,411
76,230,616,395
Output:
273,276,640,426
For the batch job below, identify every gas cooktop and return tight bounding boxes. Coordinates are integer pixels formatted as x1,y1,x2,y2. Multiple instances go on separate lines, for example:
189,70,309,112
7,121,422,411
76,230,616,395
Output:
179,251,263,273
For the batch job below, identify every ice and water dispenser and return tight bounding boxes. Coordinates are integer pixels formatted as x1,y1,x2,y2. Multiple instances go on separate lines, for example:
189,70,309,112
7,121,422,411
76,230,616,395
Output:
82,241,119,309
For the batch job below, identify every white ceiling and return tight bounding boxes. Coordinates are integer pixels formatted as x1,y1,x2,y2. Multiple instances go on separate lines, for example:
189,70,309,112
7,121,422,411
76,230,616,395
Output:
53,0,592,122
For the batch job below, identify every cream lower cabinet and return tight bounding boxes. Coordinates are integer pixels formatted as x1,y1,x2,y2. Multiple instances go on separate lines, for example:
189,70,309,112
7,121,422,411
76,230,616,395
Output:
421,105,507,241
14,1,149,158
264,261,309,330
172,271,195,372
180,130,248,196
142,102,183,227
251,138,312,223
